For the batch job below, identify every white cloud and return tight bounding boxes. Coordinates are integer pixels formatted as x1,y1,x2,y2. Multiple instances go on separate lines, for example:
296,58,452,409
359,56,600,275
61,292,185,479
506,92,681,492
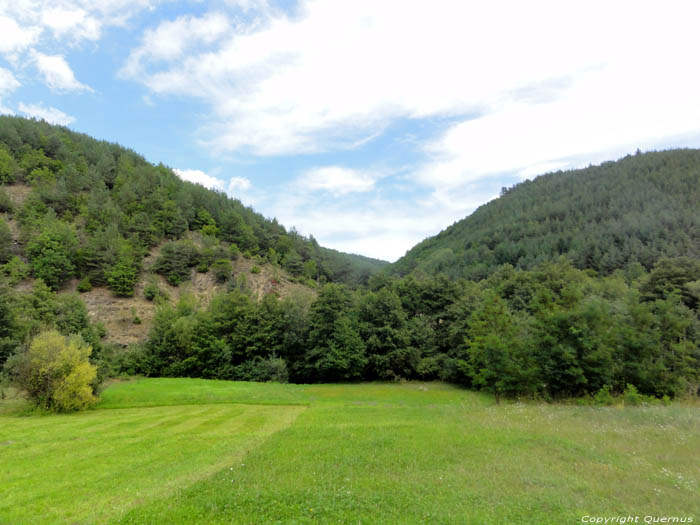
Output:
18,102,75,125
41,7,100,41
122,1,700,171
265,187,491,262
1,1,160,51
0,15,39,54
121,12,231,78
298,166,376,196
32,52,93,92
0,68,20,95
228,176,252,193
173,168,225,190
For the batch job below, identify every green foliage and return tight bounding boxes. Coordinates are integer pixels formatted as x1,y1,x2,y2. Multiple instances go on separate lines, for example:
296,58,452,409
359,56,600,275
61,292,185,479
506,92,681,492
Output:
0,115,385,298
593,385,614,406
143,277,168,302
5,330,98,411
282,248,303,275
77,277,92,293
0,218,12,264
0,284,19,368
105,245,140,297
3,116,700,400
152,240,199,285
391,149,700,280
623,384,643,406
0,146,19,183
0,187,13,213
26,217,77,290
211,258,232,283
236,356,289,383
358,288,413,380
642,257,700,308
464,292,537,401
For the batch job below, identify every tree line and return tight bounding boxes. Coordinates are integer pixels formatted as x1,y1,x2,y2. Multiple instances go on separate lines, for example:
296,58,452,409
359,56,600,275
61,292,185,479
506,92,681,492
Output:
109,257,700,400
2,117,700,408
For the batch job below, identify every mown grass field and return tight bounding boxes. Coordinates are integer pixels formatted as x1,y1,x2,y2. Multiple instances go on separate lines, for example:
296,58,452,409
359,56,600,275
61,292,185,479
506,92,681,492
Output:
1,379,699,524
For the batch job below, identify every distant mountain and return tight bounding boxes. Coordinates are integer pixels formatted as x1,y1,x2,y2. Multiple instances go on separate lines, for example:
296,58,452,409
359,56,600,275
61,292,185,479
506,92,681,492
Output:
389,149,700,280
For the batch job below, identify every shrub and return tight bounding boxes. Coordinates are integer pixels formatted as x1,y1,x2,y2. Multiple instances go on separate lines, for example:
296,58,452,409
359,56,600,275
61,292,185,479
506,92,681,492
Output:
623,384,643,406
0,256,29,285
106,257,139,297
0,188,13,213
0,146,19,184
250,265,261,274
5,330,98,412
593,385,614,406
0,218,12,264
26,219,77,290
144,279,168,302
229,243,240,260
110,343,153,376
77,277,92,293
211,259,232,283
153,241,200,285
235,357,289,383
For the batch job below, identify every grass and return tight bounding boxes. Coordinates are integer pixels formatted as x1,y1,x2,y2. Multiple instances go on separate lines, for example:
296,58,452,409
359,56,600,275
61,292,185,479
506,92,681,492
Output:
1,379,699,524
97,377,312,408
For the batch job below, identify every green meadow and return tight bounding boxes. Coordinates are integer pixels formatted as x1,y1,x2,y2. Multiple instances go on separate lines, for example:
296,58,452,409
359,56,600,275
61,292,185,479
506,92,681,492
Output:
1,379,698,524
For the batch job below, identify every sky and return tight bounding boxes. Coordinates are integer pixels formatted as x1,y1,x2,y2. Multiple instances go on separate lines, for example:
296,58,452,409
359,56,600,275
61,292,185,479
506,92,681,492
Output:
2,1,700,262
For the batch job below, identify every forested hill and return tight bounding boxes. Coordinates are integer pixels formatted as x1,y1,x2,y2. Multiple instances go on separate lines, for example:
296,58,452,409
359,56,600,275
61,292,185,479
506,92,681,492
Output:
390,149,700,280
0,116,387,289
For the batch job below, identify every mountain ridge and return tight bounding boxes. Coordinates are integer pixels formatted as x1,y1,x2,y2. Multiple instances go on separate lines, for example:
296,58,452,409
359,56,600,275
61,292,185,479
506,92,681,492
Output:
388,149,700,280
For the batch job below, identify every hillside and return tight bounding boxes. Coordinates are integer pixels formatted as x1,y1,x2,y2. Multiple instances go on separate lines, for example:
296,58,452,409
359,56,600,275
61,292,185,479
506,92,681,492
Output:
2,119,699,401
0,115,387,349
0,115,387,292
389,149,700,280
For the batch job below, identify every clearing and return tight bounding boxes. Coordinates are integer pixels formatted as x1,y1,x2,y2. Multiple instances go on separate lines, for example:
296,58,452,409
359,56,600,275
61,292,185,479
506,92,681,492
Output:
1,379,698,524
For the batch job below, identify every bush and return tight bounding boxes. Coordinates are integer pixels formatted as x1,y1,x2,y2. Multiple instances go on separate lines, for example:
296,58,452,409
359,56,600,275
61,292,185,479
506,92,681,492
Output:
211,259,232,283
106,257,139,297
623,384,643,406
4,330,98,411
250,265,261,274
144,279,168,302
234,357,289,383
593,385,614,406
0,256,29,285
77,277,92,293
0,188,13,213
0,146,19,184
0,218,12,264
152,241,200,286
26,219,77,290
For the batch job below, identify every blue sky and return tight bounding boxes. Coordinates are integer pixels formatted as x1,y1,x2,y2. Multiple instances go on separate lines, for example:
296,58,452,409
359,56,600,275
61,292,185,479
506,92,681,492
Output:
2,0,700,261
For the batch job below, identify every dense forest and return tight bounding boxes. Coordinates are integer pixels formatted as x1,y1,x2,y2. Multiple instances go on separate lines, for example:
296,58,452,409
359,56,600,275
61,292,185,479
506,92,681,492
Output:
389,150,700,280
0,115,387,293
1,117,699,403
